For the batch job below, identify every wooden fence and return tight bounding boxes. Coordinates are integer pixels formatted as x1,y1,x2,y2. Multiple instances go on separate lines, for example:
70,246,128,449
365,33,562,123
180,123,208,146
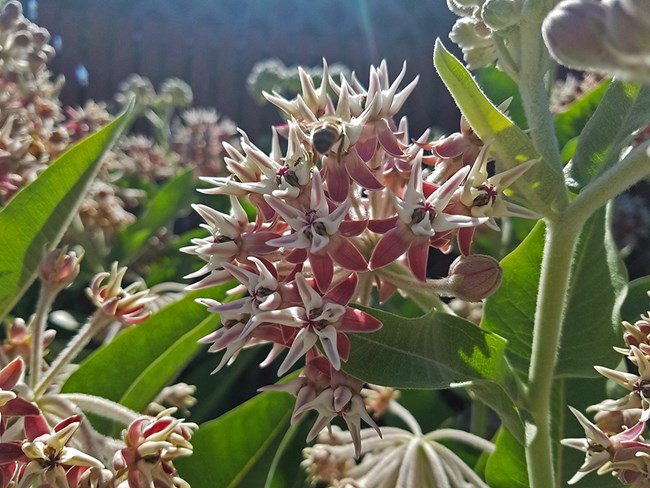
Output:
37,0,460,141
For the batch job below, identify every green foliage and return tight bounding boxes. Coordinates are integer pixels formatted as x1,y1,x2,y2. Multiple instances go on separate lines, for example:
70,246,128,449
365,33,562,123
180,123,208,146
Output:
61,284,231,411
621,275,650,321
475,66,527,129
482,209,625,378
433,39,567,217
485,428,528,488
0,104,133,322
554,79,610,150
111,169,196,264
344,305,524,440
175,390,295,488
567,81,650,190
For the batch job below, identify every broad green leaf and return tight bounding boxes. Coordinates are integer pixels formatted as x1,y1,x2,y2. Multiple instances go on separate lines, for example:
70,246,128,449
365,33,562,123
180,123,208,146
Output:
0,104,133,321
264,419,310,488
621,275,650,321
61,284,230,406
433,40,567,217
345,306,516,390
112,169,195,264
176,390,295,488
568,81,650,189
554,79,611,150
482,208,625,377
475,66,527,129
485,427,528,488
345,306,524,440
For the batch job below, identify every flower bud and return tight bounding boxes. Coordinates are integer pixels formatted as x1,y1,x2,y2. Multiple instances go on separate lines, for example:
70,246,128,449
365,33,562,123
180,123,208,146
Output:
39,247,83,291
447,254,502,302
481,0,522,31
605,0,650,55
542,1,611,72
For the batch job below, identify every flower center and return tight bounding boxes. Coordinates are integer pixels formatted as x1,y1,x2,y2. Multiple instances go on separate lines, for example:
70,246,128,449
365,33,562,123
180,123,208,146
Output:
472,184,498,207
411,202,437,226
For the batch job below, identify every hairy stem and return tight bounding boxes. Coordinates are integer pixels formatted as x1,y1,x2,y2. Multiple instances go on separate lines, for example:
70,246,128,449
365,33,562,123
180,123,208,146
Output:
525,220,581,488
29,286,58,389
34,312,113,398
517,21,567,211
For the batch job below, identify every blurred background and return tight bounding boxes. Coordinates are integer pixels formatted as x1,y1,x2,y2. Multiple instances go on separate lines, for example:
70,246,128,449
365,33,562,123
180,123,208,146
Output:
36,0,460,141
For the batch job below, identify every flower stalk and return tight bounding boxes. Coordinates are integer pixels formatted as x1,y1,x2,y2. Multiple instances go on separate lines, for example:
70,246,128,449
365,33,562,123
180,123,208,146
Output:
29,286,58,390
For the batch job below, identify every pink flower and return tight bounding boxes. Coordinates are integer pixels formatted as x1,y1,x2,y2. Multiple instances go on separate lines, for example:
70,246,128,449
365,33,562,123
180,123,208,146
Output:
254,273,382,375
265,170,368,291
369,159,486,281
562,406,646,484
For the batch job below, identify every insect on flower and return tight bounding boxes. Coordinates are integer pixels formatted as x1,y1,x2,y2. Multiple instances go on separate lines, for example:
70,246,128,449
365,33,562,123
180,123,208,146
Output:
311,120,345,158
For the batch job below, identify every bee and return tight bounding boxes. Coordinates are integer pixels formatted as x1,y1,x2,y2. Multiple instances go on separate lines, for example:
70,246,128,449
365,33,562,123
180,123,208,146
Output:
311,121,345,157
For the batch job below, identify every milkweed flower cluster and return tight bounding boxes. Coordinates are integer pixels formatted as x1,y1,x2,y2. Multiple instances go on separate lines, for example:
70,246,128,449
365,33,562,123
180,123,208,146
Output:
187,60,537,450
563,293,650,486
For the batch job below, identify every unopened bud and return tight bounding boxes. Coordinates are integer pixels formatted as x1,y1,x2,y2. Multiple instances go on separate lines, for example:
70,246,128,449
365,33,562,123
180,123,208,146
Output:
542,1,611,72
481,0,522,31
447,254,502,302
39,247,83,291
159,78,193,107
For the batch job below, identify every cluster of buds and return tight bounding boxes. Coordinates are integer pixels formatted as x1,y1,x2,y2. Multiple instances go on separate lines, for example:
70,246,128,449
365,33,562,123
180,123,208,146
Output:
246,58,351,105
188,60,536,450
301,389,494,487
447,0,524,70
543,0,650,82
171,108,239,177
563,293,650,485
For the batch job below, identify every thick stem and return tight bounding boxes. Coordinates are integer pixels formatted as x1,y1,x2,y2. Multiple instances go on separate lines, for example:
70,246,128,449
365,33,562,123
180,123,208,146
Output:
34,312,113,398
517,21,566,203
525,220,581,488
29,286,58,389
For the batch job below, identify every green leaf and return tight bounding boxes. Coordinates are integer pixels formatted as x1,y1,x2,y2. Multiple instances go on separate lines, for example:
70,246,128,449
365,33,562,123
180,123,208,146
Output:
621,275,650,321
61,284,230,407
485,427,528,488
112,169,195,264
567,81,650,189
554,79,611,150
176,390,295,488
0,104,133,321
433,39,567,217
345,305,524,440
482,208,625,377
475,66,527,129
264,419,310,488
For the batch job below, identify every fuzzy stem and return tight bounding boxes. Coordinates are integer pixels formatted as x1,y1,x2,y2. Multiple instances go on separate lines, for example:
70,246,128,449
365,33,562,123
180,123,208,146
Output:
34,312,113,398
29,286,58,389
59,393,141,425
525,219,581,488
517,20,567,210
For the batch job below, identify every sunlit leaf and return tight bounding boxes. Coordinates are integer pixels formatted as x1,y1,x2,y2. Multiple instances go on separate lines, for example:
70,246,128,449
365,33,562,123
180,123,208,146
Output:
554,79,610,150
0,103,133,321
433,40,567,217
567,81,650,190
